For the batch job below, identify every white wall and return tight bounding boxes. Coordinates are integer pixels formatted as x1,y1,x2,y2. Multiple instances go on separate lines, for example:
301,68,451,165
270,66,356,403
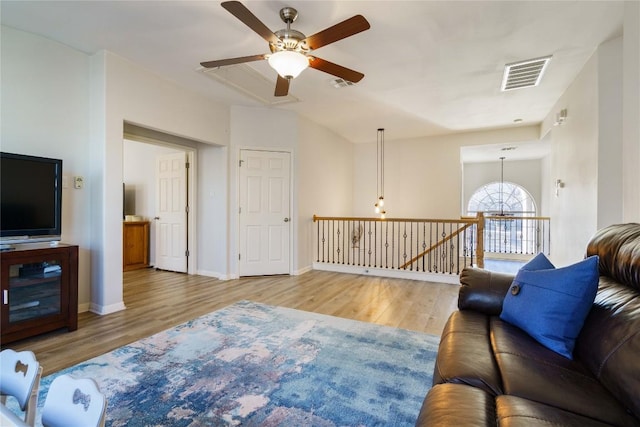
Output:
352,126,540,219
228,107,355,274
1,26,94,311
462,159,543,214
229,106,298,277
597,37,623,228
622,1,640,222
89,50,230,314
540,34,637,266
2,27,232,313
542,53,599,265
297,116,354,272
196,143,229,277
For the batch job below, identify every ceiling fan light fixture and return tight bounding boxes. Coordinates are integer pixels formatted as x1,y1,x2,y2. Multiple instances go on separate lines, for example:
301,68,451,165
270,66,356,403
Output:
268,50,309,79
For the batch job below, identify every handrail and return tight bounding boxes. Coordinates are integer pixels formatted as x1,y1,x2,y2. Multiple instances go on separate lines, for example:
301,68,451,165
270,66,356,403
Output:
485,215,550,220
313,215,473,224
400,222,474,269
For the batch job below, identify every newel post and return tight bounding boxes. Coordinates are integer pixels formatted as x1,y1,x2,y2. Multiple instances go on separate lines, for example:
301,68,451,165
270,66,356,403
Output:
476,212,485,268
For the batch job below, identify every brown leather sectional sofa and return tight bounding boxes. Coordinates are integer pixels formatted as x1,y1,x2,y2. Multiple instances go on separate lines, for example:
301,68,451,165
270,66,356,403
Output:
416,223,640,426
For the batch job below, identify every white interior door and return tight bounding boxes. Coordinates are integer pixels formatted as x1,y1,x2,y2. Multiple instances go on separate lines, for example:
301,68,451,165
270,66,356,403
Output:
239,149,291,276
155,152,188,272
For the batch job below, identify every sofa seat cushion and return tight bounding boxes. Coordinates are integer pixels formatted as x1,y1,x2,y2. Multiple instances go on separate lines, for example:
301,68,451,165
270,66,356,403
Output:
496,395,619,427
491,317,638,426
416,383,496,427
433,311,502,396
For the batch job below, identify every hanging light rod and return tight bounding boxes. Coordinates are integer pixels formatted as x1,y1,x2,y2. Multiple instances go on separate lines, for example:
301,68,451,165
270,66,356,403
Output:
374,128,386,218
499,156,505,216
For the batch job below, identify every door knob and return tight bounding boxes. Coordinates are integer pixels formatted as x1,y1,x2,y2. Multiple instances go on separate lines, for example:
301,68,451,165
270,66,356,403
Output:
284,218,290,222
154,216,160,220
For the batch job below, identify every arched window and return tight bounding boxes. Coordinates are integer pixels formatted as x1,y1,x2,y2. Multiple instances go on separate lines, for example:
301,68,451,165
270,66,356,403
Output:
467,182,538,255
467,181,536,216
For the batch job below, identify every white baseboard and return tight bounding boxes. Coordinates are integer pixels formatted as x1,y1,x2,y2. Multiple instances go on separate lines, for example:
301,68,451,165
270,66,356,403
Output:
195,269,237,280
90,301,126,315
293,265,312,276
78,302,91,313
312,262,460,285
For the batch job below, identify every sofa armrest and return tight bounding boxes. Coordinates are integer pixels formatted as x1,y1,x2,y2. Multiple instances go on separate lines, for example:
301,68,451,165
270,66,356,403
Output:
458,267,514,315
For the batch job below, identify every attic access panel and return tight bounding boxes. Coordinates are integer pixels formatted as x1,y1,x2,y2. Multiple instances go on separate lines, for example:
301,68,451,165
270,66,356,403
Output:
198,63,299,105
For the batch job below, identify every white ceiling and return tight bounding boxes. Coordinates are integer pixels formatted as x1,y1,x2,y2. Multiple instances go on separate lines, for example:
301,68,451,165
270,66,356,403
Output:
1,0,624,152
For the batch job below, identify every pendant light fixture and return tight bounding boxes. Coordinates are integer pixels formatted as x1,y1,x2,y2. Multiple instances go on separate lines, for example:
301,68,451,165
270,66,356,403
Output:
374,128,386,219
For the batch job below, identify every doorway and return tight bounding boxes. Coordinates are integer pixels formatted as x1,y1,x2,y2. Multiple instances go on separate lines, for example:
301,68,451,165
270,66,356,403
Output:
123,138,196,274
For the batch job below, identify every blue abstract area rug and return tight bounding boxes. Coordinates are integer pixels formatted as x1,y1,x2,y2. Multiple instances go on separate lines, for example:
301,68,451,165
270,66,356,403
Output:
29,301,439,426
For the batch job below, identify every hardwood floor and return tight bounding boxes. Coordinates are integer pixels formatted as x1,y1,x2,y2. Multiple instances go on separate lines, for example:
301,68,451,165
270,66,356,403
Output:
6,269,459,376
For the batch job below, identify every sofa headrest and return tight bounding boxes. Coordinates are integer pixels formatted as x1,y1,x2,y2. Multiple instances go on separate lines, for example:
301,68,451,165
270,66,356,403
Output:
586,223,640,292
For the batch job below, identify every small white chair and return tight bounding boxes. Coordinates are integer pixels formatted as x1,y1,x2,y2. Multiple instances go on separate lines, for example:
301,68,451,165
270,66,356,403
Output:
41,374,106,427
0,349,42,427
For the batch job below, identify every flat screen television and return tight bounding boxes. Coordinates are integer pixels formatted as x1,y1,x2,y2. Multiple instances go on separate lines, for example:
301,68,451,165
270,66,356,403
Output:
1,152,63,245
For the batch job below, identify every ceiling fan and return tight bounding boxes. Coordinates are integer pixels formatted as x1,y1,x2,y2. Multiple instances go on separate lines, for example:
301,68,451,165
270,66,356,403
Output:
200,1,370,97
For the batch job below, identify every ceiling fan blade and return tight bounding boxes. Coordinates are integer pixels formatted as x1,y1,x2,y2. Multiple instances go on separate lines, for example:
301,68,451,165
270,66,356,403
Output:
301,15,370,50
200,54,266,68
309,57,364,83
221,1,280,45
274,75,290,97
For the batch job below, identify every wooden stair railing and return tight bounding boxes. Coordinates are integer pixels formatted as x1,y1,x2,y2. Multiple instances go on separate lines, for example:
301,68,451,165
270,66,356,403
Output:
399,222,474,269
313,213,485,274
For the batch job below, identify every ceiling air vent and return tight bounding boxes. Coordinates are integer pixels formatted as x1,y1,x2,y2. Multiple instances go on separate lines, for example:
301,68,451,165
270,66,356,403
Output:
331,78,356,89
501,55,552,91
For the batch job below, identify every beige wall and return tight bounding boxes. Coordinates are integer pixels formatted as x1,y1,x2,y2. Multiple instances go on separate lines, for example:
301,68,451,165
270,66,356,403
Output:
297,116,354,272
544,52,599,265
90,51,230,313
352,126,540,219
541,32,639,266
463,159,544,215
2,26,232,313
622,1,640,222
1,26,93,310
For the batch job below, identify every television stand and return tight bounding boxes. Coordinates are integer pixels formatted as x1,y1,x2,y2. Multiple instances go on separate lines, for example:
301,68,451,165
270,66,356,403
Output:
1,243,78,343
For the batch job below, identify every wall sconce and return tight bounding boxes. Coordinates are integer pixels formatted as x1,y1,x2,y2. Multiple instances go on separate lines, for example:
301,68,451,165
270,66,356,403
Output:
555,179,565,197
554,109,568,126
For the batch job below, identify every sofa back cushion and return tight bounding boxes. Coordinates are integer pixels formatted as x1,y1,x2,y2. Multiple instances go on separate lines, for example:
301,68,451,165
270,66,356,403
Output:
577,223,640,419
586,223,640,291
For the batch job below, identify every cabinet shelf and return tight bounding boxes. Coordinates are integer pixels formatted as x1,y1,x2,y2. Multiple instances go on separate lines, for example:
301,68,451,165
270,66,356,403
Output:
8,272,62,288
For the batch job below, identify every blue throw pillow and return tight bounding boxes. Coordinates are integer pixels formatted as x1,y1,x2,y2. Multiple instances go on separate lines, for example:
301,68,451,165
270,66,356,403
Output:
520,252,555,271
500,255,599,359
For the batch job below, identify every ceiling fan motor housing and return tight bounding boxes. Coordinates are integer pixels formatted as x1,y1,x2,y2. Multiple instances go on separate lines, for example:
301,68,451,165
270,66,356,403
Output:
203,1,371,96
272,29,308,51
271,7,308,53
279,7,298,24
